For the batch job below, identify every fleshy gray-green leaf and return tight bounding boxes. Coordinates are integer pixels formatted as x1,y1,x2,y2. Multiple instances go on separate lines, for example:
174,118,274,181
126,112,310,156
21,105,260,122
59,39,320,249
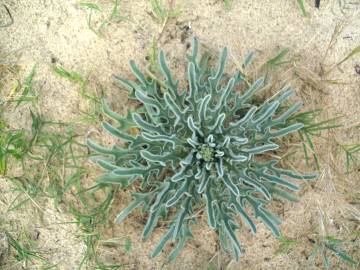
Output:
89,37,316,262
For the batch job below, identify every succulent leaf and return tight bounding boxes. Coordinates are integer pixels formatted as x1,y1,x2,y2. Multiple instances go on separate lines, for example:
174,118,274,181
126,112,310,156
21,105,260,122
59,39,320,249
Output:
89,37,316,261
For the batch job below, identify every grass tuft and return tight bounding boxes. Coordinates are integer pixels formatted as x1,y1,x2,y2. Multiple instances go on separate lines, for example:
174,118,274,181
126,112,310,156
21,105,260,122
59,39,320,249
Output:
0,98,120,268
287,109,342,170
2,231,56,268
340,143,360,173
149,0,181,25
309,235,358,269
79,0,127,36
52,65,103,124
275,235,298,255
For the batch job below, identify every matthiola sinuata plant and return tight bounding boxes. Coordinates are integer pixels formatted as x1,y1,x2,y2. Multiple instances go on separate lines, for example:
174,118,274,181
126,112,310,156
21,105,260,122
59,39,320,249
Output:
87,38,316,261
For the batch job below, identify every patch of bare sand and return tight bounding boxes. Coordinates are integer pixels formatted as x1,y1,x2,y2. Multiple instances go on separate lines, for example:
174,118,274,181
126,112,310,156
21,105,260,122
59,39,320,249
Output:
1,0,359,269
0,179,85,269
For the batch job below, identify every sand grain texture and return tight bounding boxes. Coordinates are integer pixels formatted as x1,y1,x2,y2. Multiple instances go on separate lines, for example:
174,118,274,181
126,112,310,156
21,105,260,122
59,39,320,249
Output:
0,0,359,269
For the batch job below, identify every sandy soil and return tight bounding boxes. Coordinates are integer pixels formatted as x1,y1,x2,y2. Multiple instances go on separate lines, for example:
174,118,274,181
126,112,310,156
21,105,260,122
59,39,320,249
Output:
1,0,360,269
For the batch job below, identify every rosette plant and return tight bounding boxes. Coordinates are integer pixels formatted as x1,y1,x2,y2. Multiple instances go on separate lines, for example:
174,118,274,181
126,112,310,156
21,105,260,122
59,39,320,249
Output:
87,38,316,261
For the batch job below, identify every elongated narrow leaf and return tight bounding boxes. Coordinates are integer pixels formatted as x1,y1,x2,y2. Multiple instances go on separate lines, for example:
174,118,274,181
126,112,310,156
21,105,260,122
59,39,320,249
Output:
209,47,228,91
264,184,299,202
173,197,191,239
229,106,257,129
97,173,132,186
231,198,257,233
247,196,280,237
142,132,181,149
142,207,162,240
223,174,239,196
150,182,172,213
166,180,190,207
214,78,235,112
243,143,279,154
187,62,198,105
133,113,162,134
113,166,148,176
159,51,177,90
129,60,147,85
115,196,147,224
102,100,135,129
167,226,192,261
140,150,172,166
252,101,280,126
187,116,204,137
337,45,360,66
134,89,163,113
239,77,265,103
205,189,217,229
87,139,115,155
150,225,175,258
209,113,226,132
164,93,184,125
269,123,304,138
258,208,280,237
240,173,271,200
91,157,119,171
222,218,242,260
271,102,303,125
260,172,299,191
297,0,307,16
102,122,134,142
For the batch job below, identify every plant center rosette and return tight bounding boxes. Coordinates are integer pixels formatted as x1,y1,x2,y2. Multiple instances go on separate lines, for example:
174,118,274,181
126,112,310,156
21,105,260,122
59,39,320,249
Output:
87,37,316,261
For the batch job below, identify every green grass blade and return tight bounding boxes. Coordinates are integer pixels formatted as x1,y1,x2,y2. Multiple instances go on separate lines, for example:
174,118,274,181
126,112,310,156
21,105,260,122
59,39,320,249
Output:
16,65,37,107
337,45,360,66
297,0,307,16
266,48,289,67
79,2,102,11
52,65,84,83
